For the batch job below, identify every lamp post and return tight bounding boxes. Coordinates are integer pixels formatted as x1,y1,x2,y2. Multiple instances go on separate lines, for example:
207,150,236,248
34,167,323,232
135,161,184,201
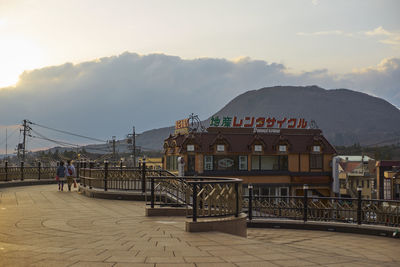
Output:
248,184,253,221
357,185,362,225
141,156,146,193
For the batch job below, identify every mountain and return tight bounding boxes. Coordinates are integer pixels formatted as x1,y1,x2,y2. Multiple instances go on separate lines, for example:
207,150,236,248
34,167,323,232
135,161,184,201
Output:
135,86,400,150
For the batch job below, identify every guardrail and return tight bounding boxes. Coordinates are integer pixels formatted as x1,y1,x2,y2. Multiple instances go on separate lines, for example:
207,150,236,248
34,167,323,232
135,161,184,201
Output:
78,161,243,222
0,162,57,181
148,176,242,222
243,186,400,227
79,161,175,192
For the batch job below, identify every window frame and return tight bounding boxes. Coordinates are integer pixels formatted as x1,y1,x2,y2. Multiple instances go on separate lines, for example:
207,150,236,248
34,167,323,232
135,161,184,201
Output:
254,145,262,152
312,145,321,153
278,145,287,153
309,153,323,169
239,155,248,171
216,144,225,152
204,155,213,171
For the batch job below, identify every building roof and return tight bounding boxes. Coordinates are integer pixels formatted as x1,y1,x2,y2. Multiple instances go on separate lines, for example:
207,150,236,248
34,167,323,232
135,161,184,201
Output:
340,161,362,173
164,128,336,154
337,155,374,162
376,160,400,167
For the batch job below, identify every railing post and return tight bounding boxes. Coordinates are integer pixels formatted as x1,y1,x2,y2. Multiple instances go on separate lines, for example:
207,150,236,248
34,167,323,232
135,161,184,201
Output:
104,161,108,191
20,161,24,181
141,158,146,193
76,160,80,179
235,182,239,217
4,161,8,181
357,186,362,225
248,184,253,221
83,161,87,177
303,184,309,222
38,161,41,180
151,177,155,208
89,161,92,178
192,183,197,222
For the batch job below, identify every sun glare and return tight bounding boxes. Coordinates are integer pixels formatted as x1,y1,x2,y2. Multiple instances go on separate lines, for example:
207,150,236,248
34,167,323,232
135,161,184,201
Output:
0,37,44,88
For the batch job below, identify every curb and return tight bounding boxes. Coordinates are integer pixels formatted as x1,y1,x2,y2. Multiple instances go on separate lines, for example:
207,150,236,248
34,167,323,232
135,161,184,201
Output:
248,219,400,238
78,185,148,201
0,179,58,188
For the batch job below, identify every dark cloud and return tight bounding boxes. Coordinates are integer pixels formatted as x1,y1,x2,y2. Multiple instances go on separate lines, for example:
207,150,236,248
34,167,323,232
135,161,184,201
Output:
1,52,399,147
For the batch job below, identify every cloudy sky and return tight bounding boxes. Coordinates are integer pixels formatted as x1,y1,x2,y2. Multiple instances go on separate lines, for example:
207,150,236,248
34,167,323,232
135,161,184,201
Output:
0,0,399,153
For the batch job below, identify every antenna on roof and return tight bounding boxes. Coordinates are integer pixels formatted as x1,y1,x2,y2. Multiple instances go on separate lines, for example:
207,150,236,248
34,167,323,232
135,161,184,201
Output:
188,113,205,132
310,120,319,129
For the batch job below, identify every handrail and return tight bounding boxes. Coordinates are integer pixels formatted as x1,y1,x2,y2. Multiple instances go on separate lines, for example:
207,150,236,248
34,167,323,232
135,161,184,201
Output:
244,187,400,227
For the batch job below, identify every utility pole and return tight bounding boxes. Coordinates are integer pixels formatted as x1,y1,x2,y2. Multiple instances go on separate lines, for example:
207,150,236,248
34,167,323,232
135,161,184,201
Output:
132,126,136,167
20,120,31,162
5,128,7,160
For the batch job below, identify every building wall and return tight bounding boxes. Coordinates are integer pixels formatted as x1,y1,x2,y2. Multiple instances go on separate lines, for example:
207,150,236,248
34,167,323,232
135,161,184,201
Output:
288,154,299,172
300,154,309,172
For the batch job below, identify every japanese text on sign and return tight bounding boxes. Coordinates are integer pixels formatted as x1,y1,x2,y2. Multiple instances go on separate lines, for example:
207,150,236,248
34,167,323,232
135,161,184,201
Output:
210,116,308,129
175,118,189,130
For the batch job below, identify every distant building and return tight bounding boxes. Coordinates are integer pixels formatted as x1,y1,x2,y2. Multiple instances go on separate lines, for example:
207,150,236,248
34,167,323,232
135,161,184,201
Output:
376,161,400,200
333,155,376,199
164,126,336,197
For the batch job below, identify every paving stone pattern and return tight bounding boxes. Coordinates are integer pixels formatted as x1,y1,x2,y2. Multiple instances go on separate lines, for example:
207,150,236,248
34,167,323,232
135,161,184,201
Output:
0,185,399,267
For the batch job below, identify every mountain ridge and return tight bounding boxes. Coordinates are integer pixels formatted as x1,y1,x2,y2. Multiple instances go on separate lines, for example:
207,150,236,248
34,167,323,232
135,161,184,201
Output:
135,85,400,150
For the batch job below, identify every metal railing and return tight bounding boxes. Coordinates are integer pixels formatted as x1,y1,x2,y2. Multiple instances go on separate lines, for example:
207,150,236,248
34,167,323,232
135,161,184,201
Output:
148,176,242,222
244,186,400,227
78,161,175,192
77,160,243,222
0,162,57,181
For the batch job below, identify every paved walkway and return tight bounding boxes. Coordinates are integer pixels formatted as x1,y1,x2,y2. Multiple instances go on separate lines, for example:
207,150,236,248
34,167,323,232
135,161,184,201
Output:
0,185,399,267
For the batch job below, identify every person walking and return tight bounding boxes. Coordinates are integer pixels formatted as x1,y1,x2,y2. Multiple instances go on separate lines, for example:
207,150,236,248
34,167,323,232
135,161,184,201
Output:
66,160,76,191
56,161,66,191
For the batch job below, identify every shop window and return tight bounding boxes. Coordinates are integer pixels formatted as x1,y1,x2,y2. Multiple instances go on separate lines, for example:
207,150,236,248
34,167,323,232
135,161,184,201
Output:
384,179,392,200
217,144,225,152
254,145,262,152
367,180,370,188
187,144,194,151
239,156,248,170
279,145,287,153
310,154,323,169
204,155,213,171
261,156,278,170
166,155,178,171
214,156,237,171
280,156,288,171
251,155,260,170
251,155,288,171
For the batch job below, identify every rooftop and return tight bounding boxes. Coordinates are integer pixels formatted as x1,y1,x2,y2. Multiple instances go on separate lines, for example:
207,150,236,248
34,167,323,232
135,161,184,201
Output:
166,128,336,154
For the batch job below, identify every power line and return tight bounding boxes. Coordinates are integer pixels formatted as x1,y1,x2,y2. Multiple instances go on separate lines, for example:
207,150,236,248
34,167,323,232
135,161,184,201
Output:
30,129,79,148
29,121,107,143
364,136,400,147
30,129,112,153
0,127,19,146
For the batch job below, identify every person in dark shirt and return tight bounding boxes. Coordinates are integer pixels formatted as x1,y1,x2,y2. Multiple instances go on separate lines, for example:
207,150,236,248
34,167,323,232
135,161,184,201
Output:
56,161,66,191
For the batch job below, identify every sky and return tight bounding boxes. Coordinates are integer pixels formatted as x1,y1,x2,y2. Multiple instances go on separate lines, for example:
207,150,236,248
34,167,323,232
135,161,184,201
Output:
0,0,399,153
1,0,399,87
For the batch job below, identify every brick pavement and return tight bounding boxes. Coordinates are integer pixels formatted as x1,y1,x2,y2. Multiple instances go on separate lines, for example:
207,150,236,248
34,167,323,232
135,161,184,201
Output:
0,185,399,267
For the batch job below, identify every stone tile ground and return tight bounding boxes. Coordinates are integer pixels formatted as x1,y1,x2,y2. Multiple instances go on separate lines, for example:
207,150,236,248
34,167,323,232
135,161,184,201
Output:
0,185,398,266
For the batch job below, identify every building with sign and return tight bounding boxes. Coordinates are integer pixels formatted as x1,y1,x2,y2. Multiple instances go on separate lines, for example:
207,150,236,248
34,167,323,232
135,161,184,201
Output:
164,122,337,197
